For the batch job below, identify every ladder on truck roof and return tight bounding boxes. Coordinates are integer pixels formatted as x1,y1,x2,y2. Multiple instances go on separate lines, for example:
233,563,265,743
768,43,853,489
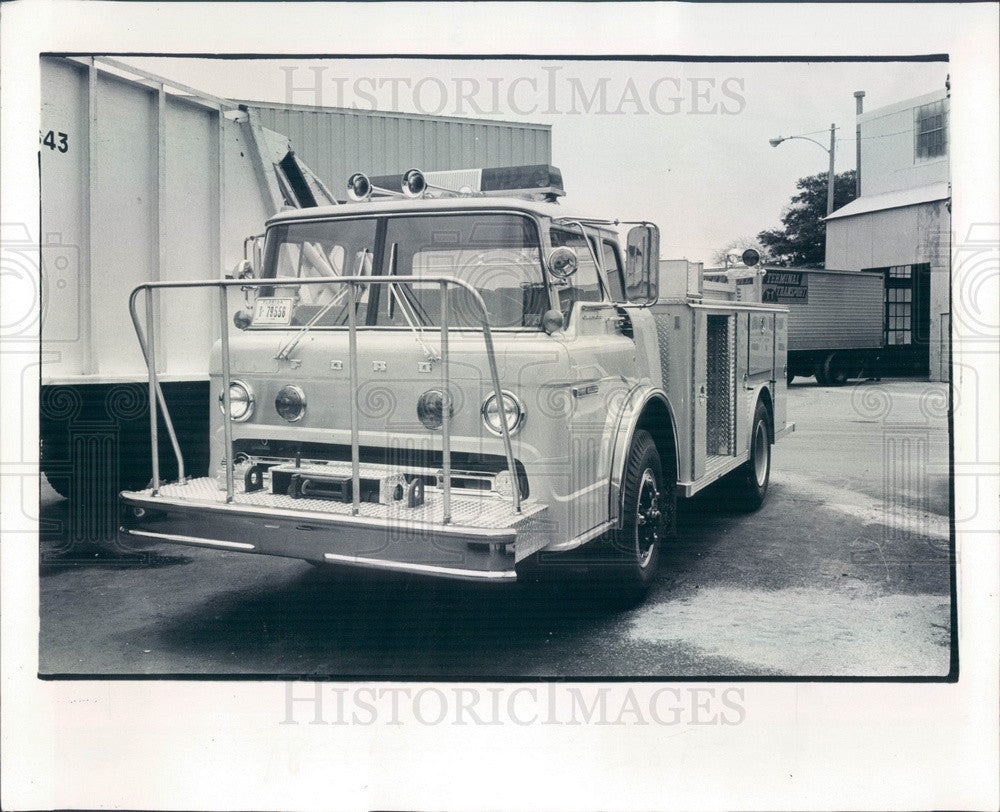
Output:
240,104,337,212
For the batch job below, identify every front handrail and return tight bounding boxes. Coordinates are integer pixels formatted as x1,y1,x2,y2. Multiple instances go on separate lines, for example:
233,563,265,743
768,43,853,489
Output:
128,275,522,517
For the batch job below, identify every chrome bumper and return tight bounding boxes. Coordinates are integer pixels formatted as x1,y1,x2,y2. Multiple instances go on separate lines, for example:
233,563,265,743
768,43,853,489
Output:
120,477,549,582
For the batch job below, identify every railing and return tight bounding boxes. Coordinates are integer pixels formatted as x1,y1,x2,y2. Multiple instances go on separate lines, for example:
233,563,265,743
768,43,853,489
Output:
128,275,522,522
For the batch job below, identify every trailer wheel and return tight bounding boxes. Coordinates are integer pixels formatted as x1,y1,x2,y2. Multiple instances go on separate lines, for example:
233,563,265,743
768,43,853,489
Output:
600,429,669,595
813,356,830,386
822,352,850,387
733,399,771,511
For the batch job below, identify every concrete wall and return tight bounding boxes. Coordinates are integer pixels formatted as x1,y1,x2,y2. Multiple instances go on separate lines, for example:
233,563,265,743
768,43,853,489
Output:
858,89,949,196
825,200,950,380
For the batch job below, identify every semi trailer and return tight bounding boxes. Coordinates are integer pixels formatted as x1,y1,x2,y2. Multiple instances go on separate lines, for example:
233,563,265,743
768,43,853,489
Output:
704,265,885,386
765,268,884,386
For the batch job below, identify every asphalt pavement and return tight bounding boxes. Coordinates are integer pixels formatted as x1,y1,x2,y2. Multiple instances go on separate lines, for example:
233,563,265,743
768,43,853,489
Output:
38,379,953,678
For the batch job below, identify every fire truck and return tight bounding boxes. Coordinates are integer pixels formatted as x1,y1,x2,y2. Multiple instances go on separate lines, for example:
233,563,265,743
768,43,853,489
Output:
120,165,794,597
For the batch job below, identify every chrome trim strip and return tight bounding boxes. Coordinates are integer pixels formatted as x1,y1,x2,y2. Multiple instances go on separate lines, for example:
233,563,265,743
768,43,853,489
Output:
676,452,750,497
121,528,255,550
321,552,516,581
775,422,796,440
542,519,614,553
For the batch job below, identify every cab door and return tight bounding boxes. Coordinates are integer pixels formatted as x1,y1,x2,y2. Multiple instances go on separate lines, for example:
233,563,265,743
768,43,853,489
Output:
550,228,638,537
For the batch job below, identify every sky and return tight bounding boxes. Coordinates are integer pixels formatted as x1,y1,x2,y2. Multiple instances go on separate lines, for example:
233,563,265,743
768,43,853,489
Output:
125,56,948,265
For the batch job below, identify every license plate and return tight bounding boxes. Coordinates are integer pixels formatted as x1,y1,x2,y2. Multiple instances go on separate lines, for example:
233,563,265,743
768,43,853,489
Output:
253,297,293,325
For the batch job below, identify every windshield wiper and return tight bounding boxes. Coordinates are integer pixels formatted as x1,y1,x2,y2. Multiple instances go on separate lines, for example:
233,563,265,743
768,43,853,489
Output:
276,248,369,360
385,242,440,362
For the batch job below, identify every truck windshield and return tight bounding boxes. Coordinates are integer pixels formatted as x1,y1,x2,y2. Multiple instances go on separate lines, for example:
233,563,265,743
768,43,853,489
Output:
260,212,545,329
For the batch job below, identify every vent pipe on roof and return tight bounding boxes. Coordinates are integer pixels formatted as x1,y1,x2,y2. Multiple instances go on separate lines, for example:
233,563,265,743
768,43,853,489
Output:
854,91,865,198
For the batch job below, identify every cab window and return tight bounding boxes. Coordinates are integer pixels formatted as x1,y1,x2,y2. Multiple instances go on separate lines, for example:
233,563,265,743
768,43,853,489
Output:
549,227,604,320
602,240,625,301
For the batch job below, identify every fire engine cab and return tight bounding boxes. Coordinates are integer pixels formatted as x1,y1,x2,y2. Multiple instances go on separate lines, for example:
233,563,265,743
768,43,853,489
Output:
120,164,793,598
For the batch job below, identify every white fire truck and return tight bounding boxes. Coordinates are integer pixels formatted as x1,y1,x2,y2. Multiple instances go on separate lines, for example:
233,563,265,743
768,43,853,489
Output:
120,165,793,597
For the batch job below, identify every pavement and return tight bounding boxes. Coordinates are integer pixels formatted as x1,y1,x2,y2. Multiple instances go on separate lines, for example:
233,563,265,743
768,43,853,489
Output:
38,378,953,678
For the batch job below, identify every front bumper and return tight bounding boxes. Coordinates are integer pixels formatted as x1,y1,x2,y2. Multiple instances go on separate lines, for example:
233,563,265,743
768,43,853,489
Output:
120,477,550,582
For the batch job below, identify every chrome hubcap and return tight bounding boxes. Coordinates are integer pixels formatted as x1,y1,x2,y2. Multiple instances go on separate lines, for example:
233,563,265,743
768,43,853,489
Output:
635,469,661,568
753,421,768,486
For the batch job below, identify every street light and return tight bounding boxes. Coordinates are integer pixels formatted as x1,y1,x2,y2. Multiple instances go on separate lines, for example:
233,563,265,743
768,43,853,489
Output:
769,123,837,216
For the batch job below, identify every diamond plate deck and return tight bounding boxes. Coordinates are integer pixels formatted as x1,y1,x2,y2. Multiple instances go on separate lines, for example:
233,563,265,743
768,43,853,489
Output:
135,476,543,530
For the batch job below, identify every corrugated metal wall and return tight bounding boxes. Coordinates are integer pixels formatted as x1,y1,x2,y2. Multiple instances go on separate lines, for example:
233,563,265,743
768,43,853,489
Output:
785,271,884,351
242,102,552,193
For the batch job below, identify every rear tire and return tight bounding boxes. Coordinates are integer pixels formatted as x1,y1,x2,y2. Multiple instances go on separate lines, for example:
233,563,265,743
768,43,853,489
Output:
732,399,771,511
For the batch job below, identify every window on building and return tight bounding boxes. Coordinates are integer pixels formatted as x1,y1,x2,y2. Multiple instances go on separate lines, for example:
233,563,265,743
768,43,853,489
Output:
867,263,928,347
914,99,948,161
887,285,912,345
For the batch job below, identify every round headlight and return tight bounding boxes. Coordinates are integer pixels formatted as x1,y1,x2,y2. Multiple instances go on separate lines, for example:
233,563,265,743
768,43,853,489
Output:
417,389,453,431
275,385,306,422
481,390,525,436
218,380,254,422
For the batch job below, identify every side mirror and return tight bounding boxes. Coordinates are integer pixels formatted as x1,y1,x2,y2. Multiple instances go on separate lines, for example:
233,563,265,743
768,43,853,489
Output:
625,224,660,305
546,246,579,281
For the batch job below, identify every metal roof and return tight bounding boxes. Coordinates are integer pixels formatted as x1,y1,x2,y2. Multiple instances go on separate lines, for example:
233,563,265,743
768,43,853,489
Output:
234,98,551,130
824,181,950,221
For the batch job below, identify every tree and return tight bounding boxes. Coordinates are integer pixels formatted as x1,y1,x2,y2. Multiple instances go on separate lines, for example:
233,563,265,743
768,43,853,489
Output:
757,169,857,267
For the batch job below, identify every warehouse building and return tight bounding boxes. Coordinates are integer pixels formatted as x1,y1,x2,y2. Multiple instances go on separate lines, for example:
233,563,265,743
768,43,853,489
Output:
824,86,951,381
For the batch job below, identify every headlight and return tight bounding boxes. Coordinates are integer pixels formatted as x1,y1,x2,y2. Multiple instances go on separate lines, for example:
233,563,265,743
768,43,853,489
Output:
417,389,453,431
275,385,306,422
481,390,525,436
218,380,254,422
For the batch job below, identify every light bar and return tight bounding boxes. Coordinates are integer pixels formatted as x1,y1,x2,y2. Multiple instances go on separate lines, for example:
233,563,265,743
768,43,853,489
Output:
366,164,565,201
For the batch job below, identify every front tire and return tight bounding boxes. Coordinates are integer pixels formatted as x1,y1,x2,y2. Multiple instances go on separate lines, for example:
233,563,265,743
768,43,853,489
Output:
601,429,673,595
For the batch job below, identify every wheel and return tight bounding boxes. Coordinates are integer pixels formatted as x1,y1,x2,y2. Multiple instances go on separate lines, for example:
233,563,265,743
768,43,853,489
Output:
822,352,850,387
599,429,673,596
733,399,771,511
813,356,830,386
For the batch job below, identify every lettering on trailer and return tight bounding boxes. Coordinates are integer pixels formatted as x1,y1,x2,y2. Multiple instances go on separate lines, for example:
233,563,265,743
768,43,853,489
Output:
761,270,808,304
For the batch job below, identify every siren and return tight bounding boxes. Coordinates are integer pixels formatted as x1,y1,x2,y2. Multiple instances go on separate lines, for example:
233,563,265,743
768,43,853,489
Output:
347,172,372,202
401,168,428,199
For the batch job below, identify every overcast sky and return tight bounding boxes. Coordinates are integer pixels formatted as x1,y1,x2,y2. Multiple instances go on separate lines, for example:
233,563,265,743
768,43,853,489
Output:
125,57,947,264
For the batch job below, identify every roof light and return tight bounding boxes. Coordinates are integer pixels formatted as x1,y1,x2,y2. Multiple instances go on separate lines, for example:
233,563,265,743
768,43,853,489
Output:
366,164,565,202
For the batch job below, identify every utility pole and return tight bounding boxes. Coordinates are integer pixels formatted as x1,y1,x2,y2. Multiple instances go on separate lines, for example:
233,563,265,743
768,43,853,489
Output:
826,123,836,216
769,127,837,215
854,91,865,198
